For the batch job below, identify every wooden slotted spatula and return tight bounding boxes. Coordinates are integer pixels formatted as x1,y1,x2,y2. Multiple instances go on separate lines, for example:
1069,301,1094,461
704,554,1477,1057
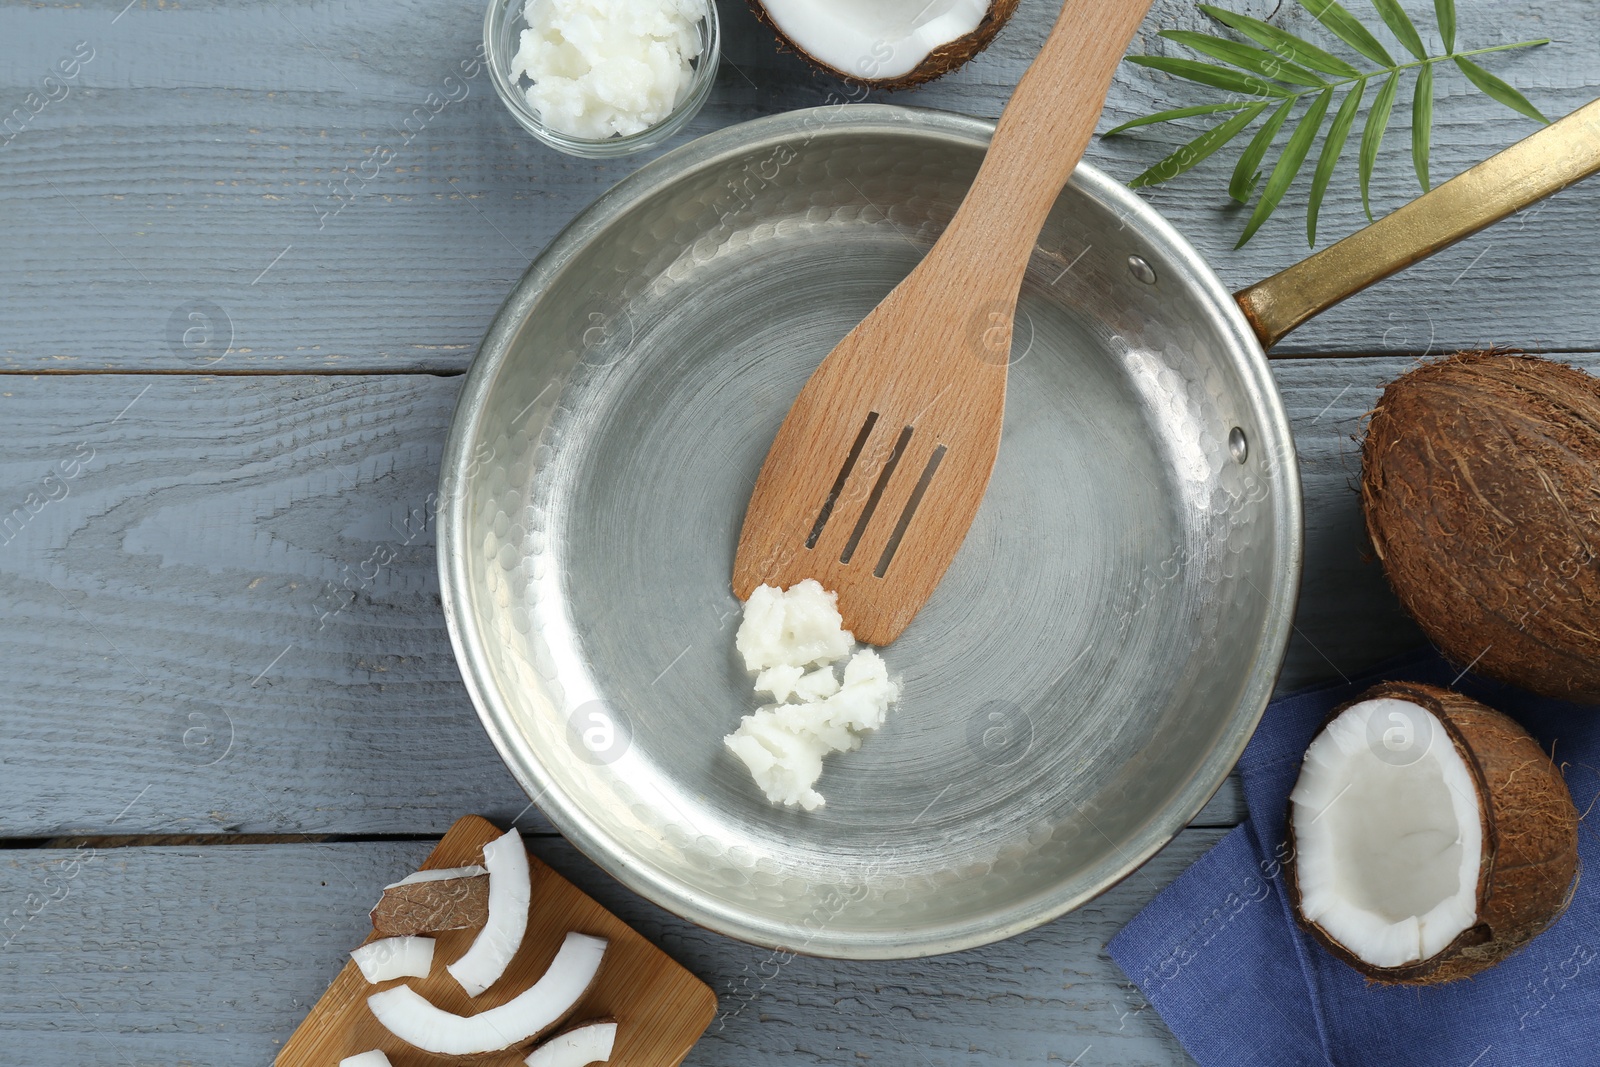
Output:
733,0,1155,645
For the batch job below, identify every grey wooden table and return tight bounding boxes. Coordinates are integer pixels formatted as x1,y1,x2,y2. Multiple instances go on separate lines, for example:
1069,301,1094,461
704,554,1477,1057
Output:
2,0,1595,1063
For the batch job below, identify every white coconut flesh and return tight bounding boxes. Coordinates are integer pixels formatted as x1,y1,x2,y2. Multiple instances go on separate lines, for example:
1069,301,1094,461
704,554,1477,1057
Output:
758,0,989,80
369,932,609,1056
339,1052,394,1067
1291,698,1485,968
350,935,435,983
524,1019,619,1067
447,829,532,997
384,864,487,890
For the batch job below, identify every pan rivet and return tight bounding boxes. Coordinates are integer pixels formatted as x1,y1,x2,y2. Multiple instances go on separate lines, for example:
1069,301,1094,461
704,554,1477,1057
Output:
1229,426,1249,463
1127,255,1157,284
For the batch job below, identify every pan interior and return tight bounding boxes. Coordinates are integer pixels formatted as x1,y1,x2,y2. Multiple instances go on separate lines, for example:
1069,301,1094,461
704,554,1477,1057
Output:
449,111,1294,956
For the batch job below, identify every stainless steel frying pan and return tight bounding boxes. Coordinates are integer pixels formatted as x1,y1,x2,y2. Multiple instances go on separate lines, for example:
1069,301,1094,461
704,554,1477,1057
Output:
438,100,1600,959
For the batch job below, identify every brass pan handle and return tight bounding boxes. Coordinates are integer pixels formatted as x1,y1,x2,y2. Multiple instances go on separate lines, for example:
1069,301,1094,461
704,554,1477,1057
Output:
1235,96,1600,354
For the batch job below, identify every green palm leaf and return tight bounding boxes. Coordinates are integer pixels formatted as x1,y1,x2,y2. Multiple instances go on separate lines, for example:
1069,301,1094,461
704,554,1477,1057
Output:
1412,62,1433,190
1238,88,1335,246
1129,104,1272,187
1370,0,1428,61
1300,0,1396,66
1158,30,1328,86
1454,56,1549,123
1230,97,1296,202
1307,81,1366,245
1198,5,1361,76
1435,0,1456,52
1358,70,1401,220
1104,102,1259,136
1124,55,1294,97
1111,0,1552,246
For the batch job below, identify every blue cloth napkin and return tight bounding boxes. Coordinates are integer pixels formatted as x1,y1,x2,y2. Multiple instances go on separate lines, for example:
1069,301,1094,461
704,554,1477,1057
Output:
1108,650,1600,1067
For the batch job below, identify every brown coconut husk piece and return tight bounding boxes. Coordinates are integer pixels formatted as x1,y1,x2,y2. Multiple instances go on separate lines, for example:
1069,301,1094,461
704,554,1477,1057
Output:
1361,350,1600,703
746,0,1022,90
1286,681,1579,984
371,871,490,936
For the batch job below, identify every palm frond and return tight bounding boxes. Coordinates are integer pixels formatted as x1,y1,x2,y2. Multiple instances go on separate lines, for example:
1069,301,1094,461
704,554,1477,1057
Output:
1109,0,1550,246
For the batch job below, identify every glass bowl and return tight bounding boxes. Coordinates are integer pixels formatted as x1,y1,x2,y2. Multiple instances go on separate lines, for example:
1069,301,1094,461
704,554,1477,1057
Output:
484,0,720,158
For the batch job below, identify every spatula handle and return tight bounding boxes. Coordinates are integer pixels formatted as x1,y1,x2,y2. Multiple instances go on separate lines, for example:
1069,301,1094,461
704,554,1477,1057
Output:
937,0,1155,293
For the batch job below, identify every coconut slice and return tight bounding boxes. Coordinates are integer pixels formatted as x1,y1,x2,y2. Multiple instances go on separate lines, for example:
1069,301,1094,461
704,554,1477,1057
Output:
447,828,533,997
1287,682,1578,983
350,936,435,983
339,1052,394,1067
368,932,608,1055
524,1018,618,1067
385,864,487,889
372,866,490,936
750,0,1019,88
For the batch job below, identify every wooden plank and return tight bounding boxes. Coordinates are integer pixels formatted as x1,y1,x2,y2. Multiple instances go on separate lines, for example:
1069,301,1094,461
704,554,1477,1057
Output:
0,373,540,838
1272,354,1423,685
278,815,716,1067
0,832,1213,1065
12,349,1600,835
1,1,1595,371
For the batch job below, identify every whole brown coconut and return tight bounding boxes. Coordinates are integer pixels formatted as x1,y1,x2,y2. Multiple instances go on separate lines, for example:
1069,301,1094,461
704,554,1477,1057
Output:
1362,351,1600,703
1287,682,1579,984
748,0,1021,90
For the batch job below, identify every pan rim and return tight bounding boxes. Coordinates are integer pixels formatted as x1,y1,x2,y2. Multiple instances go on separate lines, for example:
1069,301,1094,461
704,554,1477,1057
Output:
438,103,1304,959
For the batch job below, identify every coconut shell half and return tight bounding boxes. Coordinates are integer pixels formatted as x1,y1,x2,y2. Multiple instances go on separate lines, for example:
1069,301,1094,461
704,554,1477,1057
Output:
1286,681,1578,984
1361,351,1600,702
748,0,1021,90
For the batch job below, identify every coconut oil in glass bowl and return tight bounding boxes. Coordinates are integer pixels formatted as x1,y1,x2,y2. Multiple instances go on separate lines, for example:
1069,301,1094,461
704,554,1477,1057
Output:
484,0,719,158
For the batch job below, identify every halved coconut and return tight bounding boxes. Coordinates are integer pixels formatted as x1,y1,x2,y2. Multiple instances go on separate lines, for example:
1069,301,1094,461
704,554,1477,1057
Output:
1286,681,1578,984
750,0,1020,89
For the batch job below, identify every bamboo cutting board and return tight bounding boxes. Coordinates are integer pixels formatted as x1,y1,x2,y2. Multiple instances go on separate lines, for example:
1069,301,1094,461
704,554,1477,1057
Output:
277,815,717,1067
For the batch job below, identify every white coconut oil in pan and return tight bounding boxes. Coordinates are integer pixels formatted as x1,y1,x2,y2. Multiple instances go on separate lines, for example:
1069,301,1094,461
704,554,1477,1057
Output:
724,580,899,811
